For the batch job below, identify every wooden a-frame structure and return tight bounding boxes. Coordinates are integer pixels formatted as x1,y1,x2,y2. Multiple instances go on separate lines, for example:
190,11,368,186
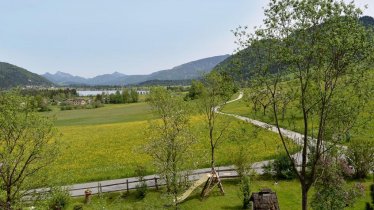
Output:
200,167,224,197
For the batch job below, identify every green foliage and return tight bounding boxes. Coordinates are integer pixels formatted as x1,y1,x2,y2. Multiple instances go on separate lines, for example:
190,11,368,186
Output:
240,176,251,209
231,1,374,209
0,90,59,208
72,204,84,210
263,155,296,180
135,166,148,199
146,87,195,197
47,187,71,210
311,157,365,210
347,139,374,179
367,184,374,210
185,80,204,100
135,182,148,199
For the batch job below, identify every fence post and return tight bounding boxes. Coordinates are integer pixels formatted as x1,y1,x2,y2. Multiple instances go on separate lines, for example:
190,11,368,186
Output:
126,179,129,194
154,177,158,190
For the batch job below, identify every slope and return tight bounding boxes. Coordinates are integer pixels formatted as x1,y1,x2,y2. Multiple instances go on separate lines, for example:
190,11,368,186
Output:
0,62,52,89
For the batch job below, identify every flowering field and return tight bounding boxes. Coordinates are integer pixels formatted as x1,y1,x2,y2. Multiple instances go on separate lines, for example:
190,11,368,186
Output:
41,103,297,184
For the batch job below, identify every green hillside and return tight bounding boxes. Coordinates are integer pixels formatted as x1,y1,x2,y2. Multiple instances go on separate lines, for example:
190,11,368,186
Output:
0,62,52,88
215,16,374,80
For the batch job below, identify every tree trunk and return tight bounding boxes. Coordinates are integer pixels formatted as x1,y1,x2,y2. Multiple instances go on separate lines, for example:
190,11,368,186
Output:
6,187,11,210
210,125,215,169
302,185,308,210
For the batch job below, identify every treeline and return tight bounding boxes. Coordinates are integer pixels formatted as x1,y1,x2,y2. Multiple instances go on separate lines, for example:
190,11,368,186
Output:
96,89,139,104
21,88,78,100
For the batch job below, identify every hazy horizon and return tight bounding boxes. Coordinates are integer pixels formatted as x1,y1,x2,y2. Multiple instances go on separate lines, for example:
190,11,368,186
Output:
1,0,373,77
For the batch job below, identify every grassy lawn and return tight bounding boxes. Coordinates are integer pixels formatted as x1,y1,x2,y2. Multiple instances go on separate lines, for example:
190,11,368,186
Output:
65,177,373,210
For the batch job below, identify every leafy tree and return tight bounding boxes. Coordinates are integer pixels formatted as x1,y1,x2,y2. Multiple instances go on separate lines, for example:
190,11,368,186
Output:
122,88,130,103
0,90,59,209
130,89,139,103
145,87,195,204
95,93,103,103
185,80,204,100
233,0,374,209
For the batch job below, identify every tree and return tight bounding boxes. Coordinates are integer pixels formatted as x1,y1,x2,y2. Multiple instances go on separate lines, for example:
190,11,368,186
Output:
197,71,236,196
0,90,59,209
145,87,195,204
185,80,204,100
130,89,139,103
233,0,374,209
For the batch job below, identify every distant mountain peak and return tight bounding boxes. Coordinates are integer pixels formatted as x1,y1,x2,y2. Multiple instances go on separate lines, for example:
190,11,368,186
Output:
41,54,230,86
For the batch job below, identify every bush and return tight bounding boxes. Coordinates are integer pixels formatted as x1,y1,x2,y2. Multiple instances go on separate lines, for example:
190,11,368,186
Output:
240,175,251,209
135,182,148,199
311,157,365,210
73,204,84,210
48,187,71,210
346,139,374,179
135,166,148,199
263,155,296,180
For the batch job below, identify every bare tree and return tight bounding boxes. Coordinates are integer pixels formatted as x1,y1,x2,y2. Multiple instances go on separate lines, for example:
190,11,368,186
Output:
197,71,235,197
0,90,59,209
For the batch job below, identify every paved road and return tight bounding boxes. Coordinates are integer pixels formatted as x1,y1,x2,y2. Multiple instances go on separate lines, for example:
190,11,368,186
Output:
30,92,312,197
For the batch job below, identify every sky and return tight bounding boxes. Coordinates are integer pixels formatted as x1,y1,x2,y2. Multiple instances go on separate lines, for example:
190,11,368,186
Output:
0,0,373,78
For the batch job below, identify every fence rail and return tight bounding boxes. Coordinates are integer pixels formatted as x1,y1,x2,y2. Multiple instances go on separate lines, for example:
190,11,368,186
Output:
27,168,241,198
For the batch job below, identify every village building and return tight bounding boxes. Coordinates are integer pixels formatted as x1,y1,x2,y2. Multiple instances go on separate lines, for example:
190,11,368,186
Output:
65,98,88,106
136,90,150,95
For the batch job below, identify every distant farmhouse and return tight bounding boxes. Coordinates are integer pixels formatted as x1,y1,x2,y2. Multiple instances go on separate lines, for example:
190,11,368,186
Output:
65,98,91,106
136,90,150,95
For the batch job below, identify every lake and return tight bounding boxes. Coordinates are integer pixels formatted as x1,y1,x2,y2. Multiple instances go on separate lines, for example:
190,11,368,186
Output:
77,90,119,96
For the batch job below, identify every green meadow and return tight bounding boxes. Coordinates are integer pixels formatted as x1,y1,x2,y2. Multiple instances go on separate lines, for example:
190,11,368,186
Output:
42,102,297,184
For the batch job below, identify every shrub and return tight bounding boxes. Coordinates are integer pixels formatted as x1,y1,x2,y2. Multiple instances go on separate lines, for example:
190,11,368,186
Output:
311,157,365,210
73,204,84,210
262,155,296,180
48,187,71,210
135,182,148,199
346,139,374,179
240,175,251,209
135,166,148,199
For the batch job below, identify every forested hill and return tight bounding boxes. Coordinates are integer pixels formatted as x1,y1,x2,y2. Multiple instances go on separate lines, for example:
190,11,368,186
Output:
214,16,374,81
0,62,52,89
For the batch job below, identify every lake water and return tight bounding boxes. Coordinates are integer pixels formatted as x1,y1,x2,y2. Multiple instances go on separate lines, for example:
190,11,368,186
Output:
77,90,119,96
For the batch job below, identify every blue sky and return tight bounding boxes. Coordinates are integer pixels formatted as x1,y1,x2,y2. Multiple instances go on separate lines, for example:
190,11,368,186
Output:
0,0,373,77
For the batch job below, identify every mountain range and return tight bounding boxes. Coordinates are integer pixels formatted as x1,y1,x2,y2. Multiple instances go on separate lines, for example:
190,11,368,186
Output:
42,55,230,86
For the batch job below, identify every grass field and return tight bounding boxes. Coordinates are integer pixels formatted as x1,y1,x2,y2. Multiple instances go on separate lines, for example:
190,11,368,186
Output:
41,102,298,185
43,102,155,126
222,90,374,144
65,177,373,210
